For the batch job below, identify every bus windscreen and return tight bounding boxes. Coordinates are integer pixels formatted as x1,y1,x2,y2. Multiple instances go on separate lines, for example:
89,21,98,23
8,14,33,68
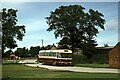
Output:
61,53,72,58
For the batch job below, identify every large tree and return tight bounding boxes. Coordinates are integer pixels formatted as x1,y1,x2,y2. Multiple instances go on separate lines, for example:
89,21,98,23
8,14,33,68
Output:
1,8,26,53
58,37,70,49
14,47,28,57
29,46,40,57
46,5,105,58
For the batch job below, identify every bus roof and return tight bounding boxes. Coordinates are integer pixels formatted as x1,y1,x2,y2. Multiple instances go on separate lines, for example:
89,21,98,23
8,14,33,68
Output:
39,49,72,53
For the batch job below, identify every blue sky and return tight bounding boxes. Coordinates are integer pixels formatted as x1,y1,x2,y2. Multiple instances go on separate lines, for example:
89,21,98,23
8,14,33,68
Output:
1,2,119,50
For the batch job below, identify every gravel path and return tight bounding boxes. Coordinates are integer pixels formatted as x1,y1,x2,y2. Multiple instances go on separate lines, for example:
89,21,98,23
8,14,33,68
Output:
20,60,120,73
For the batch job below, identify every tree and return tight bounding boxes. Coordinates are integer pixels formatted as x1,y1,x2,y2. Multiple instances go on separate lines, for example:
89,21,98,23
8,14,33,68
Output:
81,40,98,58
4,50,13,58
15,47,28,57
15,48,23,57
58,37,70,49
1,8,26,53
28,46,40,57
44,45,52,50
104,44,109,47
46,5,105,58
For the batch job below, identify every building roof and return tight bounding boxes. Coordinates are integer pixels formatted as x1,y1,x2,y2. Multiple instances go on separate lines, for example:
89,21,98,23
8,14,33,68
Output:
96,46,114,49
116,42,120,46
97,42,120,50
50,46,58,50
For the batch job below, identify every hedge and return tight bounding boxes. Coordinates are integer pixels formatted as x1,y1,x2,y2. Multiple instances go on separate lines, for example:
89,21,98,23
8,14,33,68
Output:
72,53,108,65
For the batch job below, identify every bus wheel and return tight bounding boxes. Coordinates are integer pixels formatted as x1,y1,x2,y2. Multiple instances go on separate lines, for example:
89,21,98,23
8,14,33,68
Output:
52,61,56,65
42,60,45,65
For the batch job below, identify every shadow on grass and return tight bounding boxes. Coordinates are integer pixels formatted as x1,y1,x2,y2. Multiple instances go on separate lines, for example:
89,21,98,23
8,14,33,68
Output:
2,63,22,65
1,78,119,80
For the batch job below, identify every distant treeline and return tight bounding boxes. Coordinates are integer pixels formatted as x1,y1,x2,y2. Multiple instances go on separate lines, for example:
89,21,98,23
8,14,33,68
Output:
3,45,54,58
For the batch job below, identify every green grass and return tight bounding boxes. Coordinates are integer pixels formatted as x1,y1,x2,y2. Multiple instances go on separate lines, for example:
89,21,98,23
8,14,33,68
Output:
2,59,119,80
2,63,119,79
75,64,110,68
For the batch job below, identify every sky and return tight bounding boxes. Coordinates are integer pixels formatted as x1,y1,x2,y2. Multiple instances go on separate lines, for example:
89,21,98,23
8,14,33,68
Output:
1,1,119,50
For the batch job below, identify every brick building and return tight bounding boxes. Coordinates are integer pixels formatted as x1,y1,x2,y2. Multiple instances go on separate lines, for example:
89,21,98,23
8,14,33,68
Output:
109,42,120,68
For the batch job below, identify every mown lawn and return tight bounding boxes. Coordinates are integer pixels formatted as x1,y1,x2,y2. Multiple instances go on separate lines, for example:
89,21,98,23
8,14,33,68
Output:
2,59,120,80
2,63,119,79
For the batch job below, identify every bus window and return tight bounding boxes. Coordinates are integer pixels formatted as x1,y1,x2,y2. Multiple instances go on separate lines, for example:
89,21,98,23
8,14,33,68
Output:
61,53,72,58
57,53,61,58
39,52,43,56
52,52,56,57
68,54,72,58
45,52,48,56
49,52,52,56
42,52,44,56
41,52,45,56
43,52,45,56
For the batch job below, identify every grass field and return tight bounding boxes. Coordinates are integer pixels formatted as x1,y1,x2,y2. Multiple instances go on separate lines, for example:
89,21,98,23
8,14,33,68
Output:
2,60,119,80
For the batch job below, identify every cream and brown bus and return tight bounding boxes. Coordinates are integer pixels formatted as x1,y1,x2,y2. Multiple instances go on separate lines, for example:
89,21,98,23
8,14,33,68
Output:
37,49,72,65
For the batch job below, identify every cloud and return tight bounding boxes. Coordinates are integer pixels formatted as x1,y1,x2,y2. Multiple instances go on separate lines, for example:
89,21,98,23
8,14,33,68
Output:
105,16,118,30
96,27,118,47
26,20,47,32
1,0,34,2
96,34,118,46
16,19,61,48
96,17,118,47
16,32,60,49
23,20,48,39
1,2,25,7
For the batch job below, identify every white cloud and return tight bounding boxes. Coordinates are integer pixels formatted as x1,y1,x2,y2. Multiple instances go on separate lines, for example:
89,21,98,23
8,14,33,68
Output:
16,19,61,48
96,35,118,47
96,16,118,47
1,0,34,2
96,29,118,47
25,20,47,32
105,17,118,30
1,2,26,11
16,33,60,49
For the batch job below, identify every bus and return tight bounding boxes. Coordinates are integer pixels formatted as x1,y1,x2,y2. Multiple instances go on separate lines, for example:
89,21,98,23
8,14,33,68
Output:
37,49,73,65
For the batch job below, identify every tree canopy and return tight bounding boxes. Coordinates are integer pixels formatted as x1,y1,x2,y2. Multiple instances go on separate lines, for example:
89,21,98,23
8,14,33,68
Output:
46,5,105,58
1,8,26,52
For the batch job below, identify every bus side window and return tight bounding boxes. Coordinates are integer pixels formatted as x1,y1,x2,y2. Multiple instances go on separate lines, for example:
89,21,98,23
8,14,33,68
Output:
48,52,50,56
56,53,59,58
47,52,49,56
57,52,61,58
45,52,47,56
51,52,53,56
41,53,43,56
43,52,45,56
53,53,55,57
53,52,56,57
50,52,52,56
40,53,42,56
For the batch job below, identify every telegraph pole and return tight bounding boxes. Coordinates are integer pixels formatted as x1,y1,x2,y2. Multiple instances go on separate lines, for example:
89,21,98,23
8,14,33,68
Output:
41,39,43,47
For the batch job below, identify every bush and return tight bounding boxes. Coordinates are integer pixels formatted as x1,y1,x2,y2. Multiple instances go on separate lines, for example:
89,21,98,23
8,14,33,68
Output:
72,54,87,65
72,53,108,65
90,53,108,64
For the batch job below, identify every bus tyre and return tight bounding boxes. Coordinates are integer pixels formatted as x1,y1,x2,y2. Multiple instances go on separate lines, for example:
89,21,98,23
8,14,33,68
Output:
52,61,56,66
42,61,45,65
